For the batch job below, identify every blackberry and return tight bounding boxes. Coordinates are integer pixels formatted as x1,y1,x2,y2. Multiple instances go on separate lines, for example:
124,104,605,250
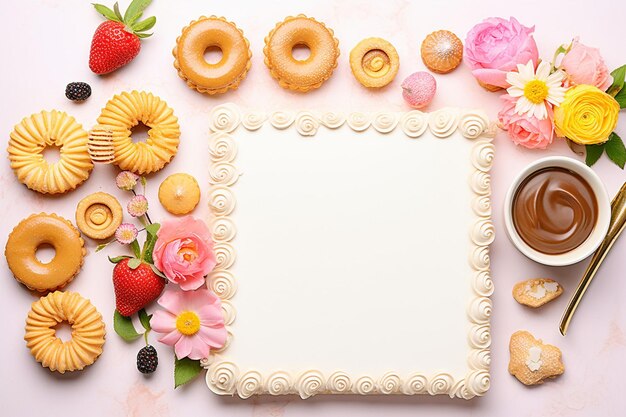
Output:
65,82,91,101
137,345,158,374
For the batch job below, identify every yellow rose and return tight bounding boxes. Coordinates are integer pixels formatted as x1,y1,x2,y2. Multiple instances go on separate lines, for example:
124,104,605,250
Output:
554,84,620,145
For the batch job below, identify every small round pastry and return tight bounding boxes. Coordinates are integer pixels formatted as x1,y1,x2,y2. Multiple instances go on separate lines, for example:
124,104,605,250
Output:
8,110,93,194
173,16,252,95
87,125,115,164
264,15,340,92
24,291,106,373
349,37,399,88
158,173,201,215
5,213,86,292
75,192,123,240
420,30,463,74
96,91,181,175
401,72,437,109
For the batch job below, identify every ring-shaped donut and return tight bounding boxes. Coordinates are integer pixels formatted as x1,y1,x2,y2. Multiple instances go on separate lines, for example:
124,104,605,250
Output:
5,213,85,292
174,16,252,95
75,192,123,240
8,110,93,194
96,90,181,174
264,15,340,92
25,291,106,373
350,37,399,88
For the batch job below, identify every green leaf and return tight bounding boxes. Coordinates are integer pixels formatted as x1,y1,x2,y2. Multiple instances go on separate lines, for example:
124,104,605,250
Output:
614,86,626,109
135,32,153,39
132,16,156,33
123,0,152,23
150,264,167,279
126,11,143,26
113,2,124,22
141,223,160,263
174,357,203,388
138,308,152,331
145,223,160,237
130,239,141,258
585,143,605,167
108,255,131,264
96,243,108,252
92,3,121,22
606,132,626,169
114,310,142,341
128,258,141,269
607,65,626,96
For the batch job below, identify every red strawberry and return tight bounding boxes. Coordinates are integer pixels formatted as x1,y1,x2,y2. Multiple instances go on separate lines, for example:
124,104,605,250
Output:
89,1,156,75
112,258,165,316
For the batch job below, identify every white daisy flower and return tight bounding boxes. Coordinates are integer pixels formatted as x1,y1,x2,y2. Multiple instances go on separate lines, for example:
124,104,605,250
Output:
506,61,566,120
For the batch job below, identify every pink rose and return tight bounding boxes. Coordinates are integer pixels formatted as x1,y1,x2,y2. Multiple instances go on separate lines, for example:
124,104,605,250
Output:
498,95,554,149
153,216,217,291
561,38,613,91
465,17,539,89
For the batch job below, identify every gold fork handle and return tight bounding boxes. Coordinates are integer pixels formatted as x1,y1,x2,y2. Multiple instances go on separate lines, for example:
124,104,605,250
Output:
559,182,626,336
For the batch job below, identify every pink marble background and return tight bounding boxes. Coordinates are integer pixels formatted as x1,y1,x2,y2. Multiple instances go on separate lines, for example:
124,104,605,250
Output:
1,0,625,416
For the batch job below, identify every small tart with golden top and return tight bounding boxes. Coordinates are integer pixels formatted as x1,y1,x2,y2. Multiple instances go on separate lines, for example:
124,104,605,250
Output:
25,291,106,373
173,16,252,95
420,30,463,74
75,192,123,240
158,173,201,215
350,37,399,88
264,15,340,92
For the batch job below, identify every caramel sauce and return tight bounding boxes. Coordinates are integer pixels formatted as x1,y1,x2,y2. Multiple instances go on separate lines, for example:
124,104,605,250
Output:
512,167,598,255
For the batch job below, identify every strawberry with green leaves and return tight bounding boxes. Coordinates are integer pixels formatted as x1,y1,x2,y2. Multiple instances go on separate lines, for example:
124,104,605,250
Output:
89,0,156,74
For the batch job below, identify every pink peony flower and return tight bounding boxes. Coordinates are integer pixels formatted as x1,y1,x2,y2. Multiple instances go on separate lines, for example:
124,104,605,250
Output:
561,38,613,91
465,17,539,90
153,216,217,291
498,95,554,149
151,288,227,360
115,223,138,244
127,195,149,217
116,171,139,191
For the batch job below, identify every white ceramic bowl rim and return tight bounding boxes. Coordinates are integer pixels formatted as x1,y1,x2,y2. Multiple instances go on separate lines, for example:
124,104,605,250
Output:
503,156,611,266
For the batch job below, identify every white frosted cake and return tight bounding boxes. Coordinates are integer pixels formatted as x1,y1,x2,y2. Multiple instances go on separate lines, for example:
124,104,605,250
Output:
203,104,495,399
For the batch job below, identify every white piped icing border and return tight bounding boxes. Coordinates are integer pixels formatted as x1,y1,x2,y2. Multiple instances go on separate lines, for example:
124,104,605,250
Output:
206,103,496,399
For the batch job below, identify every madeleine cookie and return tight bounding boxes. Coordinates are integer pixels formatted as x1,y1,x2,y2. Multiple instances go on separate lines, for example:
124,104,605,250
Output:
513,278,563,308
509,331,564,386
420,30,463,74
158,173,201,215
76,192,123,240
5,213,86,292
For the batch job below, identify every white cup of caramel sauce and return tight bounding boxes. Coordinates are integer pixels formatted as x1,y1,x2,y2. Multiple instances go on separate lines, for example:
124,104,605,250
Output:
504,156,611,266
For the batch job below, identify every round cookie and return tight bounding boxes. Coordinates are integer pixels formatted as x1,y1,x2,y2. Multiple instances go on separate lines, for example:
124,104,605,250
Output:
173,16,252,95
25,291,106,373
420,30,463,74
5,213,86,292
8,110,93,194
76,192,123,240
159,173,201,215
350,37,399,88
264,15,340,92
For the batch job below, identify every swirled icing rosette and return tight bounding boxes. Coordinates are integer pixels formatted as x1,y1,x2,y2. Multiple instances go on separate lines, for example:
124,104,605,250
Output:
400,110,429,138
428,108,459,138
378,372,401,394
210,217,236,242
327,371,352,393
267,371,292,395
209,162,239,186
471,219,495,246
208,186,236,216
451,379,473,400
212,331,233,353
427,373,454,396
372,112,399,133
207,361,239,395
472,195,492,217
237,370,263,399
468,348,491,370
353,376,376,395
296,370,325,399
214,243,236,269
468,297,492,324
209,104,241,133
199,356,214,368
470,171,491,196
207,270,237,300
471,141,495,172
473,270,494,297
209,133,238,163
347,112,371,132
295,112,320,136
220,300,236,326
270,111,295,129
469,324,491,349
402,373,427,394
320,112,345,129
459,110,490,139
470,246,490,270
465,370,490,397
242,112,267,131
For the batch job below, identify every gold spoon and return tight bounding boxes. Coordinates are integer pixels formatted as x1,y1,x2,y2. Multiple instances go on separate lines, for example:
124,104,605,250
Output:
559,181,626,335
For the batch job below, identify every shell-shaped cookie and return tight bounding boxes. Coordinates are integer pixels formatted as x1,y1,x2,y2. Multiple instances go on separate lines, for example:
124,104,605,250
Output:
508,330,564,386
512,278,563,308
420,30,463,74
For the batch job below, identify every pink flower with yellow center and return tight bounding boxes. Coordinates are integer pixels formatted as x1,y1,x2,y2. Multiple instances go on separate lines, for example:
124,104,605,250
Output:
153,216,217,291
127,195,149,217
151,288,227,360
116,171,139,191
115,223,138,244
